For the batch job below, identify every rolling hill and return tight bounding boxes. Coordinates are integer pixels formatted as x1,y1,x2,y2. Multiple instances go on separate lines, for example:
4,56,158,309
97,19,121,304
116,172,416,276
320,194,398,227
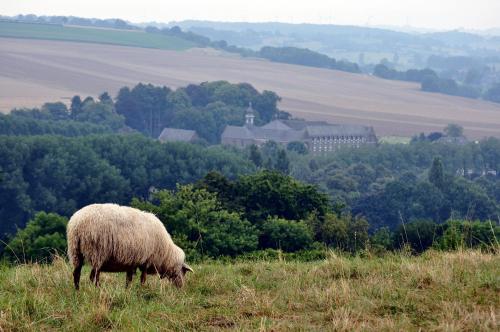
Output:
1,37,500,138
0,21,196,50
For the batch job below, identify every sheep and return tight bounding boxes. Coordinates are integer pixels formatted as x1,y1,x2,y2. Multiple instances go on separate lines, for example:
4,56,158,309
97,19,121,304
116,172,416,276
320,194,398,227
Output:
67,203,193,290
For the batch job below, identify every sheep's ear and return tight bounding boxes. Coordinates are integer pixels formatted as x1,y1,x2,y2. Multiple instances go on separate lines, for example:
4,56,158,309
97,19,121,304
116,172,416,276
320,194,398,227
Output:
182,263,193,273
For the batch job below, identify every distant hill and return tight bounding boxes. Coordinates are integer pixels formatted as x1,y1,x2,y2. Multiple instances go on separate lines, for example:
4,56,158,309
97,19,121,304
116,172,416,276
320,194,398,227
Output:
171,21,500,68
1,38,500,139
0,21,196,50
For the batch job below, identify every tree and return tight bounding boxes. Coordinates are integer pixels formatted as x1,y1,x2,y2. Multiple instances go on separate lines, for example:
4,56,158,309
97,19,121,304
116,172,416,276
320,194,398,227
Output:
115,84,171,137
249,144,262,167
484,83,500,103
70,95,83,118
132,185,258,258
429,157,445,190
260,217,313,252
287,141,308,154
41,102,69,120
444,124,464,138
98,92,113,104
421,75,441,92
4,212,67,263
275,150,290,174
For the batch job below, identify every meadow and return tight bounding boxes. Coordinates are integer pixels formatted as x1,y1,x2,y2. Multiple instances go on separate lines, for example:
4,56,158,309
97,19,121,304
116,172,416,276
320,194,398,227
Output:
0,250,498,331
0,21,195,50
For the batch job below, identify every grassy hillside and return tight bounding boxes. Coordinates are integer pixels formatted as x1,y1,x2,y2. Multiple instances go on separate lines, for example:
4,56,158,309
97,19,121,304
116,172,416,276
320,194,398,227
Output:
0,250,498,331
0,21,196,50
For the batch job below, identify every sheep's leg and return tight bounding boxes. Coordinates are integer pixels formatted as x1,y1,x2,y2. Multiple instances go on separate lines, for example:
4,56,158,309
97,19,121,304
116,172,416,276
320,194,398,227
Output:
140,269,147,285
72,254,84,290
125,270,134,288
89,269,95,282
93,269,101,287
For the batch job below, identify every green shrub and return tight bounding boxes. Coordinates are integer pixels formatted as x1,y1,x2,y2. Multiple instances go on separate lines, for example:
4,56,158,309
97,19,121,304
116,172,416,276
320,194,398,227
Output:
259,217,314,252
4,212,67,263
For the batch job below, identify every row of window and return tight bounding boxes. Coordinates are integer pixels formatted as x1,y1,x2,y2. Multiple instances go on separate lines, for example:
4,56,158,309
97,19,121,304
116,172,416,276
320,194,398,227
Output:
312,136,366,143
312,145,362,152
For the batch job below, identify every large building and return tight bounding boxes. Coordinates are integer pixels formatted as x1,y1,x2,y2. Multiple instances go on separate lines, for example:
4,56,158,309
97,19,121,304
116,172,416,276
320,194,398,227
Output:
221,105,377,153
158,127,198,143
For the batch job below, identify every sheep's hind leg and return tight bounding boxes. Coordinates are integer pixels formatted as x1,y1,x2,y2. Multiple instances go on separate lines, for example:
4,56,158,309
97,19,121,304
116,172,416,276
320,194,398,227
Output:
140,269,147,285
93,269,101,287
89,269,95,282
72,254,84,290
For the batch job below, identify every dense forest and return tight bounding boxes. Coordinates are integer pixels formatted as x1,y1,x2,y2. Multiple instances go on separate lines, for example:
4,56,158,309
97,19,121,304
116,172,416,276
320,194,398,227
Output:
0,81,499,262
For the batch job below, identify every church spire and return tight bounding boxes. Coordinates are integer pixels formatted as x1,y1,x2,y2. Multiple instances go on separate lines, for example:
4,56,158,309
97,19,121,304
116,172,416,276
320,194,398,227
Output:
245,102,255,127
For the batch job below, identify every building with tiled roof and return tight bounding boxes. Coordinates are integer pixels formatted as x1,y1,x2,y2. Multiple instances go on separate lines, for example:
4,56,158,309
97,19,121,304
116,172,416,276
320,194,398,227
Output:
158,128,198,143
221,104,377,153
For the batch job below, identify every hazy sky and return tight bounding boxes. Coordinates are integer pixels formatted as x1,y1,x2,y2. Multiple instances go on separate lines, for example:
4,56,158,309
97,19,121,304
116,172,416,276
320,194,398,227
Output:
3,0,500,30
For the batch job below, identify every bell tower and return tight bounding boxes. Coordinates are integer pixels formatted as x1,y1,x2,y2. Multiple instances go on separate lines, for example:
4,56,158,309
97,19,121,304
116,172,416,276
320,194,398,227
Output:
245,102,255,127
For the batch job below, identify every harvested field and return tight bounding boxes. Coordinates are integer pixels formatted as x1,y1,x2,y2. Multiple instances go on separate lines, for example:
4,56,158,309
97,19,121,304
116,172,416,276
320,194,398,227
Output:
1,38,500,138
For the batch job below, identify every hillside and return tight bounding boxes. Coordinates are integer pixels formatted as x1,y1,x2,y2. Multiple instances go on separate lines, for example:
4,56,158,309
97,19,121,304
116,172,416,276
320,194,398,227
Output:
1,38,500,138
0,251,497,330
0,21,196,50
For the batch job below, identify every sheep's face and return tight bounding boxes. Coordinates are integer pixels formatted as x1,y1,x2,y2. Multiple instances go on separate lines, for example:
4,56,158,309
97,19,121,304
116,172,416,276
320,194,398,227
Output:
161,263,193,288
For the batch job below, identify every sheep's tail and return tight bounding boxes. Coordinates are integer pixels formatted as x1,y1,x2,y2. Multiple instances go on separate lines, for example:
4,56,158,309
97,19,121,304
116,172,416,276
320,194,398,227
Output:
67,223,82,267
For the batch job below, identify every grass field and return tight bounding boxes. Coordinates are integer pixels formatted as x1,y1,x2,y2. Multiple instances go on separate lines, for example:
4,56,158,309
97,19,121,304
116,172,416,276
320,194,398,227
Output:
0,250,498,331
0,21,195,50
378,136,412,144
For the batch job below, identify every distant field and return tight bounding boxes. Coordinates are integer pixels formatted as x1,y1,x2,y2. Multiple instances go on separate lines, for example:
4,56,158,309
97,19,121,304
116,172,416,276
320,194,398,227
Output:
0,21,195,50
1,37,500,138
0,251,497,330
379,136,412,144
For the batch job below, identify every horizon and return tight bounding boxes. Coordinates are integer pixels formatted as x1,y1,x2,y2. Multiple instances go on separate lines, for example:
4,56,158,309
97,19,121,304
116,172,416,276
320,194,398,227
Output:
3,0,500,31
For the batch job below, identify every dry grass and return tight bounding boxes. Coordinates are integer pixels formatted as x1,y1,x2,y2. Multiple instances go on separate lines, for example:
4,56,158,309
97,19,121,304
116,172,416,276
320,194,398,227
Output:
0,250,498,331
1,38,500,138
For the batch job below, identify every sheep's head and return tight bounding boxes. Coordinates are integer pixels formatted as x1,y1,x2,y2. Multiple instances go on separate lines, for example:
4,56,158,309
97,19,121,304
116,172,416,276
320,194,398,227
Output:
160,262,193,288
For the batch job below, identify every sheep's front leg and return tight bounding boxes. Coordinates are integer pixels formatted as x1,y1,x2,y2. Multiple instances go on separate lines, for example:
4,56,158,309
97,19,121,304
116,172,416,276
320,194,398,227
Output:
140,269,147,285
125,270,134,288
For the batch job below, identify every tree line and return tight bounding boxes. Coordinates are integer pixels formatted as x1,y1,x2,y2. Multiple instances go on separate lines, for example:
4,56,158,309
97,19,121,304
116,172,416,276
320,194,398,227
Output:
3,171,498,263
373,63,500,102
0,81,285,144
145,26,361,73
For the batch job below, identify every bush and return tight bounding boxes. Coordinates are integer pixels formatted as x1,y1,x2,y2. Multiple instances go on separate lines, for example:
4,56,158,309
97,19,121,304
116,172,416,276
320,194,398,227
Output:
259,217,314,252
4,212,67,263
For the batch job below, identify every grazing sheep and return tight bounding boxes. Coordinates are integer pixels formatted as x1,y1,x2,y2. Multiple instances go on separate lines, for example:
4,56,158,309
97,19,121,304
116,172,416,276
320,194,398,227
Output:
67,203,192,290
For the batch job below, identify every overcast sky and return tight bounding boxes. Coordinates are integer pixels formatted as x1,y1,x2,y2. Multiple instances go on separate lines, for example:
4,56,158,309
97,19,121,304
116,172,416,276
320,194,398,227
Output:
3,0,500,30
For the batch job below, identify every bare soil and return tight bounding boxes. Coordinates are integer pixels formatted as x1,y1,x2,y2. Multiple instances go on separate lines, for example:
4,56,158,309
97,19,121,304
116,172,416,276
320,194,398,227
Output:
1,37,500,138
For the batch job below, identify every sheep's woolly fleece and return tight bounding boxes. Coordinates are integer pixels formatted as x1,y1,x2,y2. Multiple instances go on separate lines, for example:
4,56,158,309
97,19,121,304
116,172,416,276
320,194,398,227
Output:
67,203,185,272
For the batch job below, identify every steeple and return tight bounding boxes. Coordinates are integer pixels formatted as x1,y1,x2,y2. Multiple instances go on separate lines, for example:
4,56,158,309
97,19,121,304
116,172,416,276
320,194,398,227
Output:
245,102,255,127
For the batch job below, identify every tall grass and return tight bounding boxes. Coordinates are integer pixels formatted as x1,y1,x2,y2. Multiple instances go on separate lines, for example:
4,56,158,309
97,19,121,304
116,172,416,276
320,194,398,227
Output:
0,250,498,331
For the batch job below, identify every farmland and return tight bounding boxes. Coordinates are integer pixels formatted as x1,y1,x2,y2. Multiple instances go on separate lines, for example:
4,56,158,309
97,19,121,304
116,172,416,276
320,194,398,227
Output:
0,250,498,331
1,37,500,138
0,21,196,50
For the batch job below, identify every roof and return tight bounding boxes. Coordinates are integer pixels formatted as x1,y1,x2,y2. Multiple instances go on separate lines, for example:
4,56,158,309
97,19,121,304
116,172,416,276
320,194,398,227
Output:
260,120,292,131
221,120,377,143
282,120,330,130
158,128,197,142
252,127,306,142
306,125,375,137
221,125,255,140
